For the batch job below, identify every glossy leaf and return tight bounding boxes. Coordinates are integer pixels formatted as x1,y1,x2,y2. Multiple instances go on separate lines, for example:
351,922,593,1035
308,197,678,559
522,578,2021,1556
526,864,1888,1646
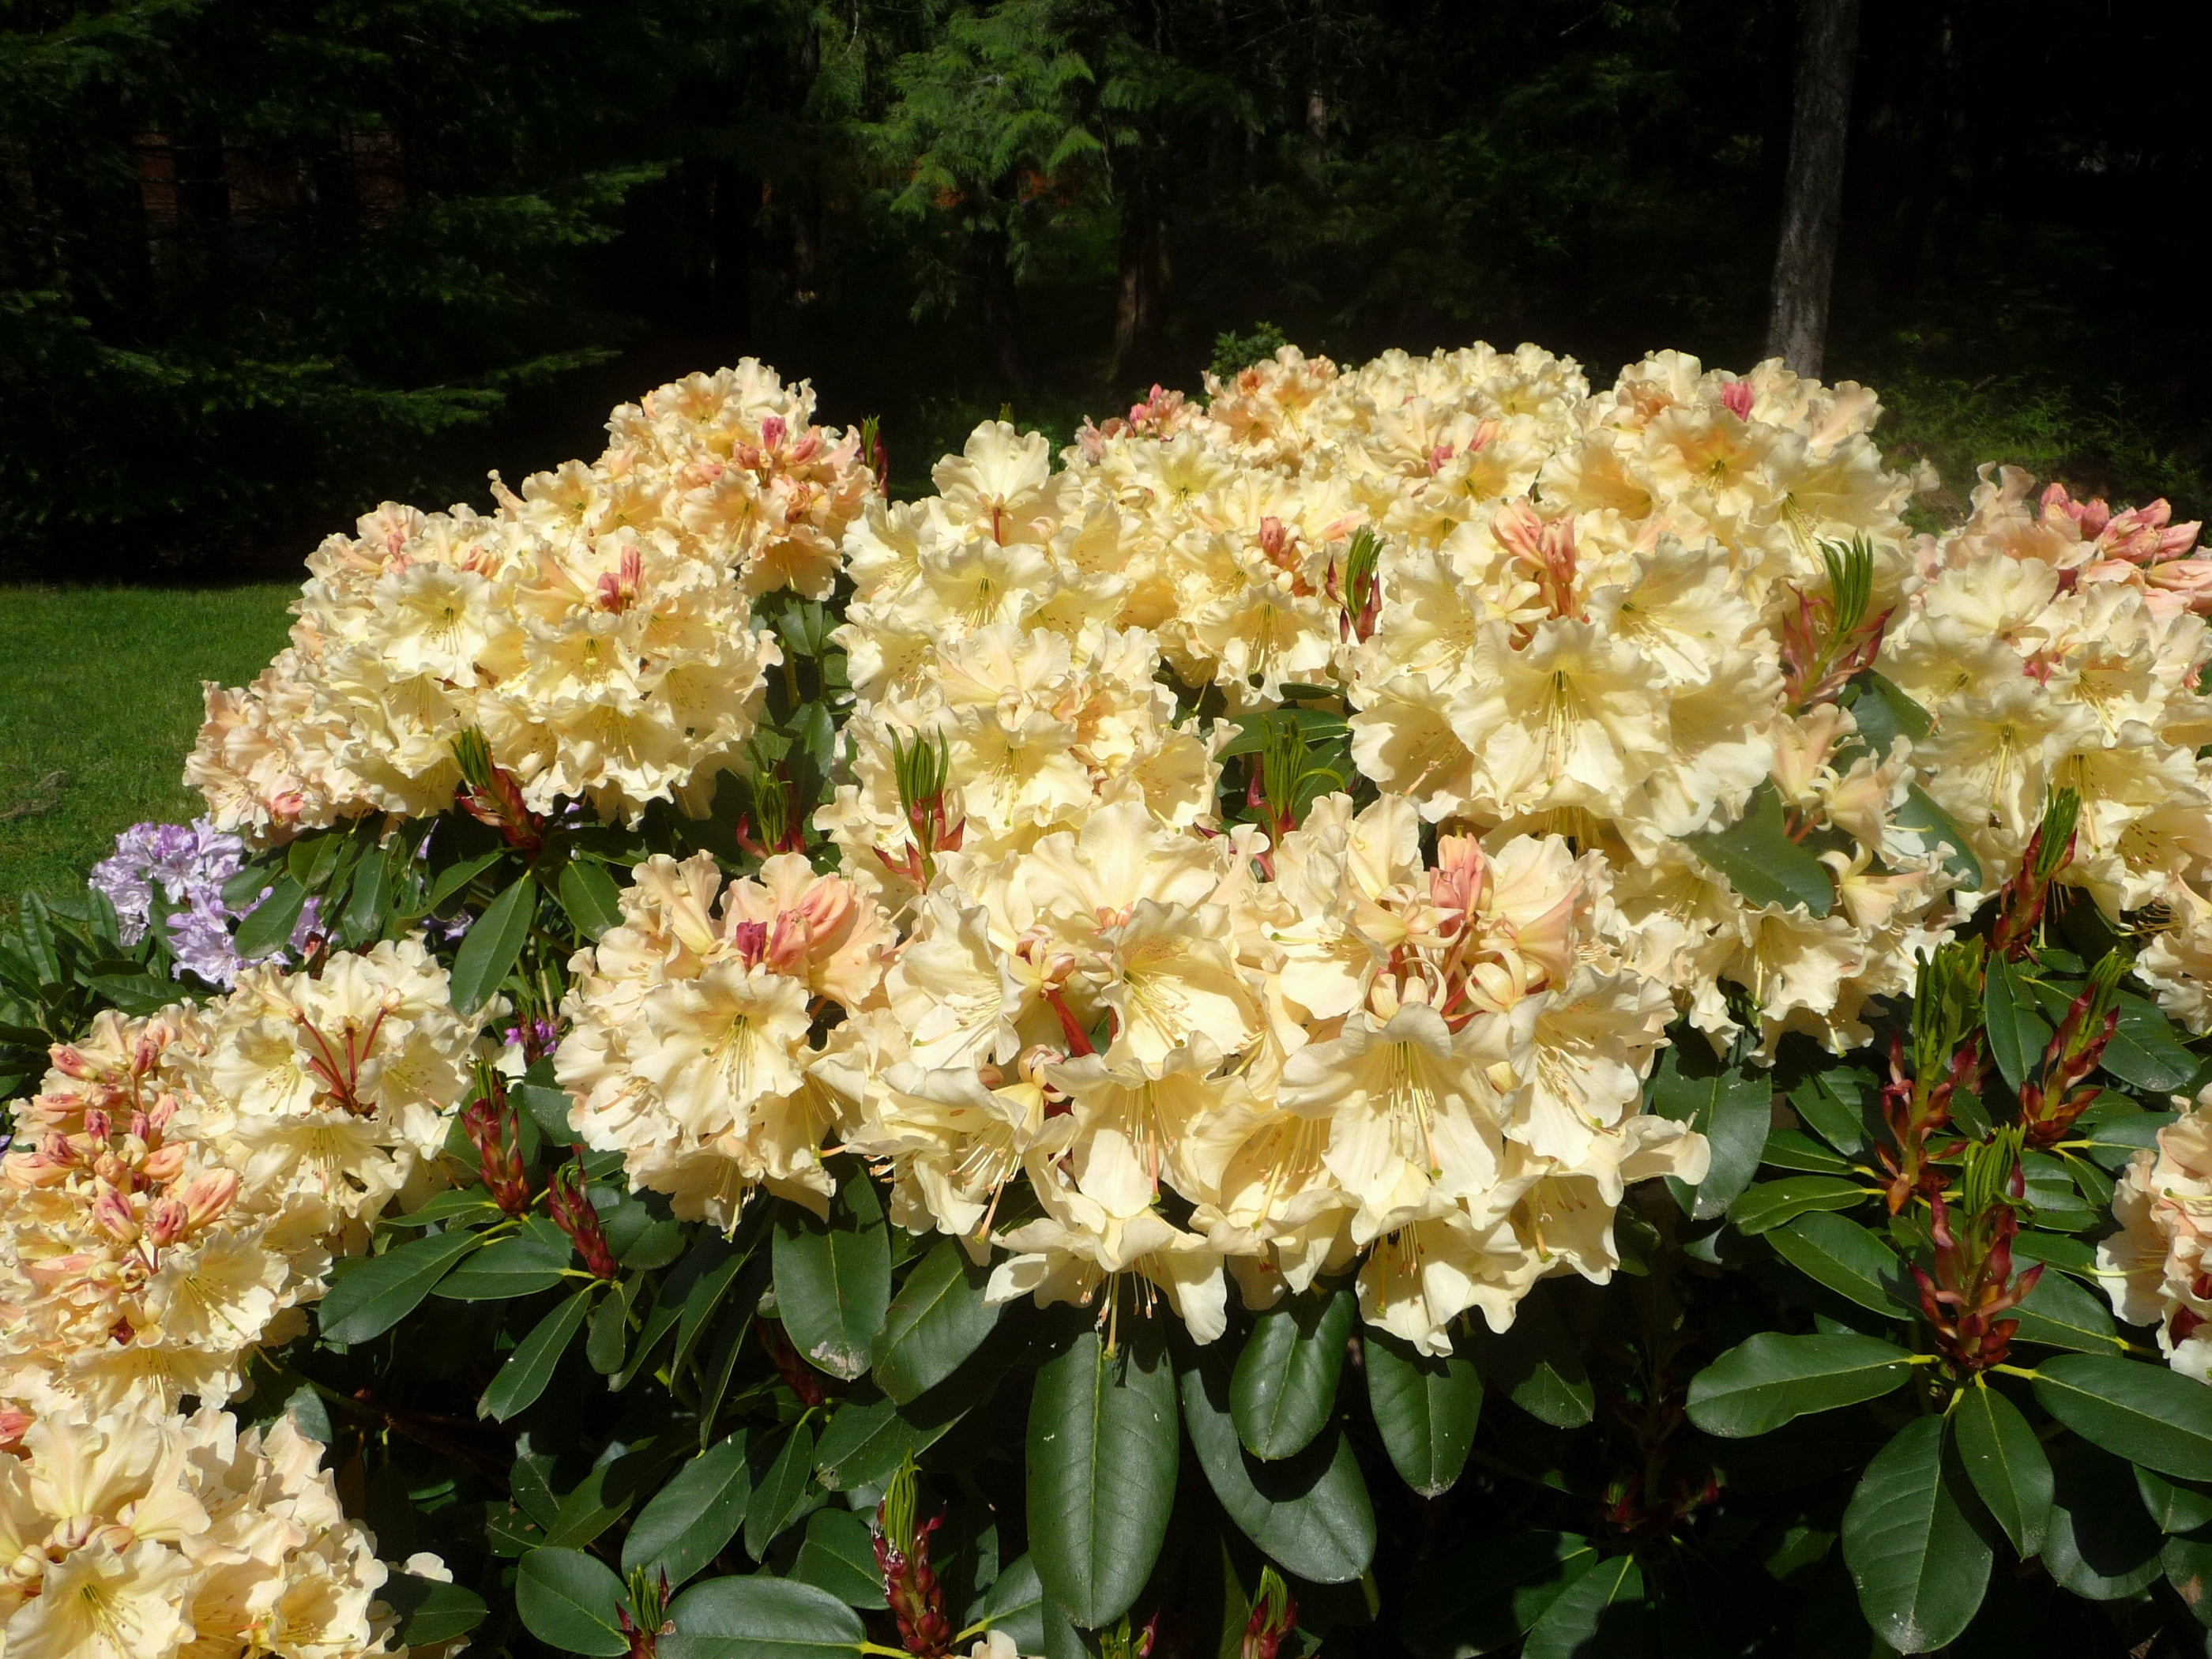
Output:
871,1236,1000,1405
1520,1552,1642,1659
433,1226,570,1300
1766,1212,1914,1319
317,1229,480,1344
746,1422,820,1559
382,1574,489,1646
2009,1270,2124,1354
1474,1290,1593,1428
662,1574,866,1659
789,1508,887,1609
2164,1534,2212,1628
624,1431,752,1588
1179,1340,1375,1585
1684,783,1834,916
232,875,308,956
449,871,535,1014
2033,1353,2212,1480
556,859,625,940
965,1555,1047,1652
1364,1328,1482,1498
1650,1045,1771,1219
1025,1328,1179,1630
1953,1382,2051,1559
2137,1466,2212,1535
1687,1333,1913,1437
812,1368,988,1494
1398,1530,1597,1658
516,1548,629,1657
772,1176,890,1381
1839,1417,1991,1654
1729,1176,1869,1235
2042,1443,2164,1601
480,1287,593,1422
1231,1287,1354,1461
1983,954,2052,1094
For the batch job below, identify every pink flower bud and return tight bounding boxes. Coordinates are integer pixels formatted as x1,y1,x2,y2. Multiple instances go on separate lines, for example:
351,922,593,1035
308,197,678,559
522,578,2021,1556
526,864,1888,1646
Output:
50,1047,96,1081
180,1168,241,1231
91,1190,137,1244
1720,379,1754,421
141,1144,187,1182
145,1198,190,1247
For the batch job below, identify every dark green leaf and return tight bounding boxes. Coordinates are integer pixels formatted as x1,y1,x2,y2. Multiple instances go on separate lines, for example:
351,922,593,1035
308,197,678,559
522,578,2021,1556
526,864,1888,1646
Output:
1026,1327,1179,1629
2033,1354,2212,1480
1953,1382,2051,1559
1843,672,1931,747
1650,1046,1772,1220
1230,1286,1353,1461
480,1288,593,1421
1789,1066,1873,1157
450,872,536,1014
556,859,626,941
433,1224,570,1300
1686,1333,1914,1437
426,849,503,911
1894,784,1982,889
587,1277,634,1375
966,1553,1046,1652
1179,1339,1374,1586
1984,955,2053,1094
317,1229,480,1344
233,875,308,956
1398,1531,1597,1659
1684,783,1834,917
1766,1213,1914,1319
546,1444,668,1550
381,1189,502,1229
381,1574,489,1646
2164,1534,2212,1628
2137,1466,2212,1534
1761,1127,1851,1173
2010,1270,2124,1354
871,1237,1000,1405
2104,991,2200,1093
1729,1176,1868,1236
1364,1328,1482,1498
746,1422,819,1560
1521,1552,1642,1659
516,1548,629,1657
1474,1291,1593,1428
789,1508,887,1609
673,1236,762,1382
662,1574,866,1659
1840,1417,1990,1653
773,1177,890,1381
625,1432,753,1588
2042,1443,2163,1600
812,1365,991,1494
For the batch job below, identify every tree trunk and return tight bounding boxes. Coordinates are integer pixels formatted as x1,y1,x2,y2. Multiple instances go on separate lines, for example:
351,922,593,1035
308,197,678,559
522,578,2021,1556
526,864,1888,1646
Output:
1112,167,1161,385
1764,0,1861,378
970,225,1028,390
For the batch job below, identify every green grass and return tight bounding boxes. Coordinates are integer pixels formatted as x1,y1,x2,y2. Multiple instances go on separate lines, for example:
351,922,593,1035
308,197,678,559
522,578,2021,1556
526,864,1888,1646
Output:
0,585,297,901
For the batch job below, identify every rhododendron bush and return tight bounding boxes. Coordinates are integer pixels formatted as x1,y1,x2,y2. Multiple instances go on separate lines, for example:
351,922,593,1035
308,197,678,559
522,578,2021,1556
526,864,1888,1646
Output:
6,348,2212,1658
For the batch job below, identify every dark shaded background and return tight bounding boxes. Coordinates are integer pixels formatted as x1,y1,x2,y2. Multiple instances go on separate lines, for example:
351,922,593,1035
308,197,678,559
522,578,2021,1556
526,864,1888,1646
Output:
2,0,2204,579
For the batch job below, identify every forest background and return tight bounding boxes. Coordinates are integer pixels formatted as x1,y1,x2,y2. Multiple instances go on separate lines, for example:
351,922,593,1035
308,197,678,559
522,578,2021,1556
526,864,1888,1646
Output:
2,0,2208,582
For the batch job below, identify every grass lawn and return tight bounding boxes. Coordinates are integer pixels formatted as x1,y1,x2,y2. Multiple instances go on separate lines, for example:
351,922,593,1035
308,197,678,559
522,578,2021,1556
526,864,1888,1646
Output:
0,584,296,901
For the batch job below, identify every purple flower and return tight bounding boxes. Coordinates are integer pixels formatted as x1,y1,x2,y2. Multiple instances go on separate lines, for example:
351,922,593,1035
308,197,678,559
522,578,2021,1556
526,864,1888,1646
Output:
87,817,315,989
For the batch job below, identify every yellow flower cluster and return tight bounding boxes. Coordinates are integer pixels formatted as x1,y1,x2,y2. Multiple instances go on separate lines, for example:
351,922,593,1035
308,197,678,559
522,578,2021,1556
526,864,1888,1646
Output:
0,942,487,1659
2,940,487,1412
188,363,876,840
0,1402,416,1659
2100,1086,2212,1379
1884,468,2212,1031
557,852,893,1228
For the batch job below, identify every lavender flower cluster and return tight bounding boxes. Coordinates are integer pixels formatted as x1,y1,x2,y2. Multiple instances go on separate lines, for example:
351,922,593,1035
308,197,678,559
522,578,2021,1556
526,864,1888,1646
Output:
88,818,319,987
